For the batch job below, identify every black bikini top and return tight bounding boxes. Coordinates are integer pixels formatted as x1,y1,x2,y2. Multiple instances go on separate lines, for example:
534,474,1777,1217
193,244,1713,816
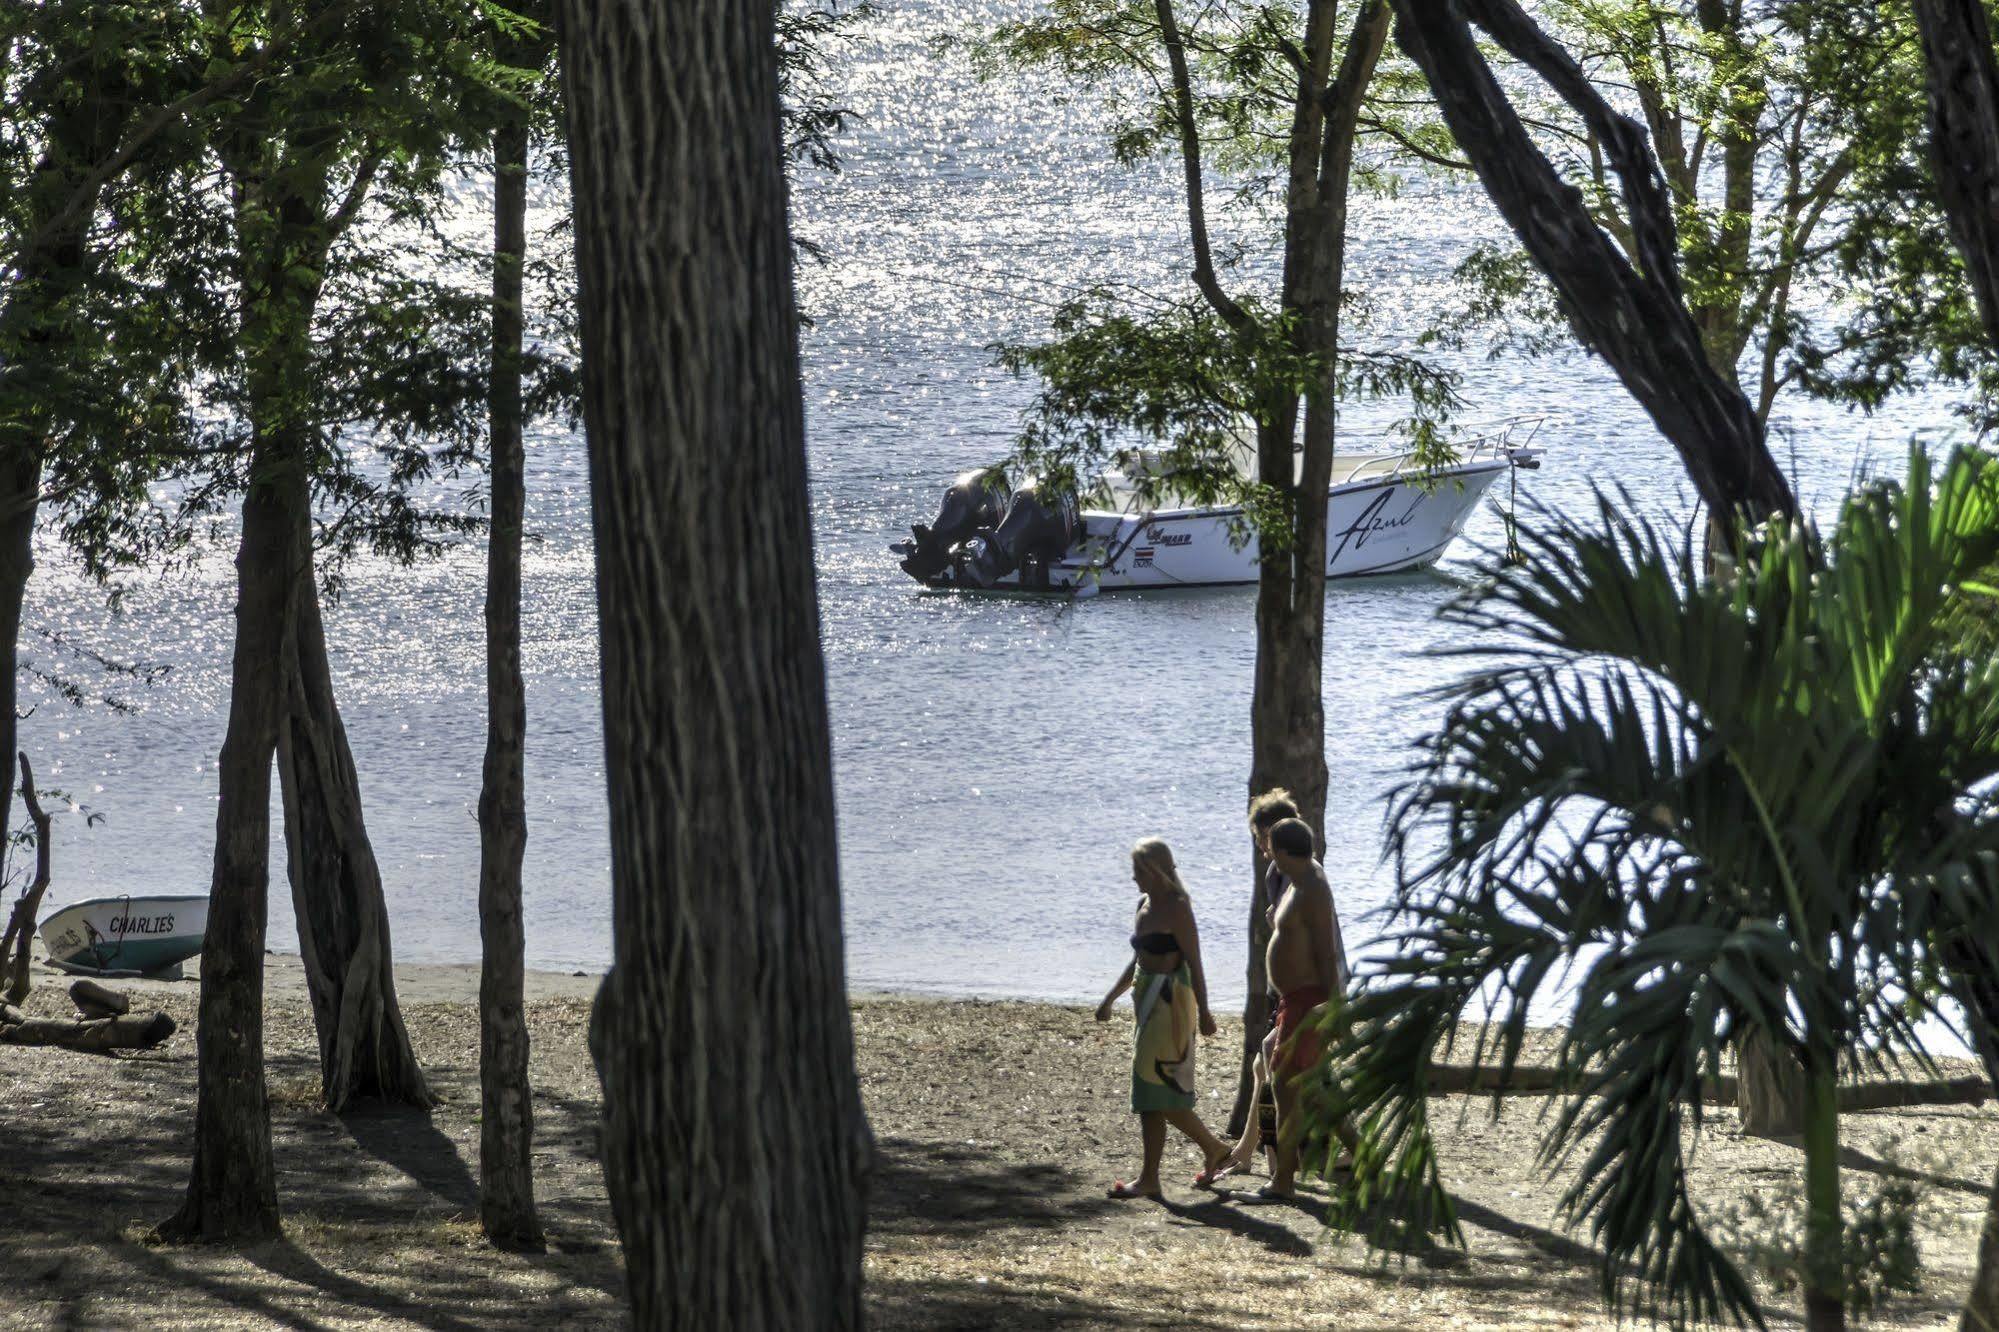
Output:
1131,930,1181,956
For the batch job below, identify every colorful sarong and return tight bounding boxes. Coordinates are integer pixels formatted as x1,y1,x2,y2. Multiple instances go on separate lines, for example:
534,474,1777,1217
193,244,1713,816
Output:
1130,962,1197,1113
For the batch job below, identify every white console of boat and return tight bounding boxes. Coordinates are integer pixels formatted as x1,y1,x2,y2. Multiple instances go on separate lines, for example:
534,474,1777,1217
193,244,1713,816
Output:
891,417,1545,594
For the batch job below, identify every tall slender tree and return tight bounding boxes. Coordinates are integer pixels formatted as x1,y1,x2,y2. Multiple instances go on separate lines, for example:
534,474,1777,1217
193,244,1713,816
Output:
477,4,557,1254
989,0,1463,1134
164,0,506,1237
557,0,873,1321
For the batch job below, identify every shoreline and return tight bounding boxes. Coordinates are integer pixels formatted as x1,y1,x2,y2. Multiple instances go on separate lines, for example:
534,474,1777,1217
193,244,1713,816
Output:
33,944,1141,1014
3,953,1995,1329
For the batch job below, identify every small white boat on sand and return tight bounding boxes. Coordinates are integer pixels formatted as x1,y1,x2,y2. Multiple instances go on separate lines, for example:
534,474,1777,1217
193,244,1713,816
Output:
891,418,1546,594
40,894,208,977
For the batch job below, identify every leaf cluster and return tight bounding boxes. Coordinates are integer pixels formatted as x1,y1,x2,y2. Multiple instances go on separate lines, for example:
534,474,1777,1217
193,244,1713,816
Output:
994,287,1463,542
1295,443,1999,1327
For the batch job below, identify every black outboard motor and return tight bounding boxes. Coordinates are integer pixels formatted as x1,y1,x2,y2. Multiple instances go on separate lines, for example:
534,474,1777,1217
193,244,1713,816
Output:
958,481,1080,589
891,465,1009,580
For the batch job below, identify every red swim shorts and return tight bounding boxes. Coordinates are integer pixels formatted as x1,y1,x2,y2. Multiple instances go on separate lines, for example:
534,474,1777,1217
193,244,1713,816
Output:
1272,985,1330,1079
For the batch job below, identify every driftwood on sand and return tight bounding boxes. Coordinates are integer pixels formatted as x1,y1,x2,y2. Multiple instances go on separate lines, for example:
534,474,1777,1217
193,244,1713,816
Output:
0,978,175,1053
1426,1063,1990,1111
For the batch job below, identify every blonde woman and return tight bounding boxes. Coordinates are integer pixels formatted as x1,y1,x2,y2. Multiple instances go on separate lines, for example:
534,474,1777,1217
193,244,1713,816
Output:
1095,837,1231,1199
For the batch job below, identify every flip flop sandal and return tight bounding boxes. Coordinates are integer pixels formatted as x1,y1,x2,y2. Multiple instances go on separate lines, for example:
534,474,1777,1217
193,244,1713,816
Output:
1107,1180,1161,1200
1231,1186,1296,1206
1192,1155,1241,1188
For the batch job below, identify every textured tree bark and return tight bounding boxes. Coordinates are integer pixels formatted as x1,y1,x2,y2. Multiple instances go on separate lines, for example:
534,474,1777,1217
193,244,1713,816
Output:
1912,0,1999,350
209,145,430,1116
157,449,299,1245
1736,1022,1808,1137
558,0,873,1325
277,575,432,1111
1230,0,1388,1137
476,97,544,1250
1386,0,1795,525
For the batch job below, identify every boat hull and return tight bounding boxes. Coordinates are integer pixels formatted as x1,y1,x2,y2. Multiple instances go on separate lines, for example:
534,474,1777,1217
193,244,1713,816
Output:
927,460,1509,593
40,895,208,976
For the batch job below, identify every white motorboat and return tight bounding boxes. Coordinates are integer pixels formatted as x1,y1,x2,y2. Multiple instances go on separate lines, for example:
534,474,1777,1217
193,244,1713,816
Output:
40,894,208,977
891,418,1546,594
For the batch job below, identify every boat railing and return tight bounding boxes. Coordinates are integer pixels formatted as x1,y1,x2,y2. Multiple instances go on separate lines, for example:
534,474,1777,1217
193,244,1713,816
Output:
1331,414,1551,486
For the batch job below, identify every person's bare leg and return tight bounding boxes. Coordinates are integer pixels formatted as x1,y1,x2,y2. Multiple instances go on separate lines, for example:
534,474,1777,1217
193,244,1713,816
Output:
1165,1107,1230,1179
1266,1070,1301,1197
1216,1052,1269,1178
1110,1112,1166,1198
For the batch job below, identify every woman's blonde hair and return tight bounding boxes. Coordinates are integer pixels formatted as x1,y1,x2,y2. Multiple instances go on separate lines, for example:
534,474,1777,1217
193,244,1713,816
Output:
1131,837,1189,897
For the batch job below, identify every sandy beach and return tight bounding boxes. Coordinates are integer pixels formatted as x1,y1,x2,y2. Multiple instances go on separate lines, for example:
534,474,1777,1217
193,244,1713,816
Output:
2,954,1996,1329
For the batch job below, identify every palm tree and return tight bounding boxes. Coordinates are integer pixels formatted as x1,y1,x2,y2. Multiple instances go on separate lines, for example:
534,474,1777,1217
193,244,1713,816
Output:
1298,445,1999,1331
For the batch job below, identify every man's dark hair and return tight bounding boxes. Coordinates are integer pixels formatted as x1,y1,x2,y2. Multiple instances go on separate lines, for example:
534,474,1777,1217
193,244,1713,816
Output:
1248,788,1300,831
1269,817,1314,858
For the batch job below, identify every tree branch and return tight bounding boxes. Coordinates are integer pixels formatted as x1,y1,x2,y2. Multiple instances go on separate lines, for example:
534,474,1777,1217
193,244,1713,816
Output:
1154,0,1252,329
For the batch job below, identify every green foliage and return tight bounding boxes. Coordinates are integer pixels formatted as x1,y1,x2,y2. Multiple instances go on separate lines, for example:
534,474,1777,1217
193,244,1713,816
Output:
1296,444,1999,1327
995,288,1463,541
977,0,1464,537
779,1,875,176
1441,0,1999,423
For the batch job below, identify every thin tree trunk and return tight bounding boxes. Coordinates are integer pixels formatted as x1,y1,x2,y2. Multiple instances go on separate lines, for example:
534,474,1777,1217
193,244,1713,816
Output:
0,457,35,868
223,179,430,1117
157,451,300,1244
557,0,873,1325
1,754,52,1002
277,573,432,1111
476,103,543,1250
1801,1057,1847,1332
1230,0,1387,1136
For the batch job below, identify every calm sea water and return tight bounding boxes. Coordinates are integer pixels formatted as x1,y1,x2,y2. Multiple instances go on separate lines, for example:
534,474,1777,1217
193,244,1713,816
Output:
18,0,1961,1009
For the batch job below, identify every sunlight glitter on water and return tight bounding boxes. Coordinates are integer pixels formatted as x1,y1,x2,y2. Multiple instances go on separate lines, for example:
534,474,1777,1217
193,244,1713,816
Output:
13,0,1969,1014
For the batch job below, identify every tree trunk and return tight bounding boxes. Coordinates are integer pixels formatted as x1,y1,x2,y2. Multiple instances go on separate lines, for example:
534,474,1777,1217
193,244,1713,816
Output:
1,755,53,1003
0,452,36,860
557,0,873,1326
1801,1056,1847,1332
1966,1159,1999,1332
1912,0,1999,349
277,572,432,1111
1230,0,1387,1136
476,102,543,1250
1386,0,1795,526
157,451,300,1245
1736,1023,1807,1137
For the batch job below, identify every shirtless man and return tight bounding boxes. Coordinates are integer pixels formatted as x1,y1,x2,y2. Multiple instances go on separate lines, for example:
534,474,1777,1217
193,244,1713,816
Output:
1247,816,1348,1202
